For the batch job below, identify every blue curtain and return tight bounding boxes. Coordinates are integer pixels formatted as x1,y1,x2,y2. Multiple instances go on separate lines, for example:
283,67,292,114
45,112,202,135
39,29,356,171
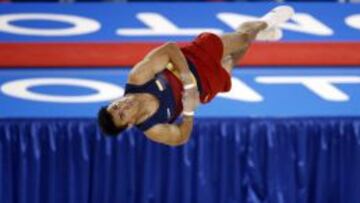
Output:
1,118,360,203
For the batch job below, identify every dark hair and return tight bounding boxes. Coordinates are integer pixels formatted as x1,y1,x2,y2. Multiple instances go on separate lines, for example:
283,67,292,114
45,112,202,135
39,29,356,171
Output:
97,106,127,136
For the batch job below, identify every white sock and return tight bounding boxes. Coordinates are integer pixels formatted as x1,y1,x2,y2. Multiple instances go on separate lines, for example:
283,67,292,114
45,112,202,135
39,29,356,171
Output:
260,6,295,28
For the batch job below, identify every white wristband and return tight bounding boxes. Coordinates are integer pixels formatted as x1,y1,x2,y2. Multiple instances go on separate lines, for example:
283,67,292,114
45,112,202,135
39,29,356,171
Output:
184,83,196,90
183,111,195,117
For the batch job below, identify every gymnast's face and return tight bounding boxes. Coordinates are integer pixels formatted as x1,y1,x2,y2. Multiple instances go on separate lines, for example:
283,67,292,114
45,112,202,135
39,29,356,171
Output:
107,96,138,127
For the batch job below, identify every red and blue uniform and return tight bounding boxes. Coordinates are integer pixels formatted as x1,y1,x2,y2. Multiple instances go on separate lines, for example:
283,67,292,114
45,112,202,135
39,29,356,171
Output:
164,32,232,120
125,33,232,131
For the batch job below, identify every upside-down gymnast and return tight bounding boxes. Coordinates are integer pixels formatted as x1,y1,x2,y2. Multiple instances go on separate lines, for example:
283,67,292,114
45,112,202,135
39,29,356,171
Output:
98,6,294,146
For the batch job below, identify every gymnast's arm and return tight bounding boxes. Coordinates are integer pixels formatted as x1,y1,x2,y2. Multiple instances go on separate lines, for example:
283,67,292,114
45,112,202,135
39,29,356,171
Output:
143,85,199,146
128,42,193,85
144,116,194,146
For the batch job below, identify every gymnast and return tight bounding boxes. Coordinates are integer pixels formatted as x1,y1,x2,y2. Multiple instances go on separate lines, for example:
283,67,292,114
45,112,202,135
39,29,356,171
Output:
98,6,294,146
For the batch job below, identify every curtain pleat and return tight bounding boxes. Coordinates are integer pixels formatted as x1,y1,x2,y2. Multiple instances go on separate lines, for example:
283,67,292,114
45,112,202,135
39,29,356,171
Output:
1,118,359,203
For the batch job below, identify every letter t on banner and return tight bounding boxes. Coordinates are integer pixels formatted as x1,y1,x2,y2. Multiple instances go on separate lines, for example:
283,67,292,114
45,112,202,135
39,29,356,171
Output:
117,13,222,36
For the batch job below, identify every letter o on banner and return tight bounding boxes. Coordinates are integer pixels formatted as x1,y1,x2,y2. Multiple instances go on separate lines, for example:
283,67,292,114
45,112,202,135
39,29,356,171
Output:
0,13,101,36
345,14,360,31
1,78,124,103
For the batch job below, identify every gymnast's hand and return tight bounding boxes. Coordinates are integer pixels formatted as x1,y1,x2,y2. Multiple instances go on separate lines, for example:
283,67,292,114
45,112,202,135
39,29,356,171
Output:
182,84,199,115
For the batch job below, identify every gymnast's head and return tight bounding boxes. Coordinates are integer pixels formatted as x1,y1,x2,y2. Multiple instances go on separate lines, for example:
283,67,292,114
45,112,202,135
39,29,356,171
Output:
98,96,139,136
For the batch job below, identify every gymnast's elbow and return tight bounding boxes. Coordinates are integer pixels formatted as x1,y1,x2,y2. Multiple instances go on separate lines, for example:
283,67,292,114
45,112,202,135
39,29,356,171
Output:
165,137,189,147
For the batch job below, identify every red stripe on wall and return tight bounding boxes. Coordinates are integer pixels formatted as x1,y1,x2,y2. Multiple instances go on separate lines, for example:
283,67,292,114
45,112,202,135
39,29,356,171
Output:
0,42,359,67
244,42,360,66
